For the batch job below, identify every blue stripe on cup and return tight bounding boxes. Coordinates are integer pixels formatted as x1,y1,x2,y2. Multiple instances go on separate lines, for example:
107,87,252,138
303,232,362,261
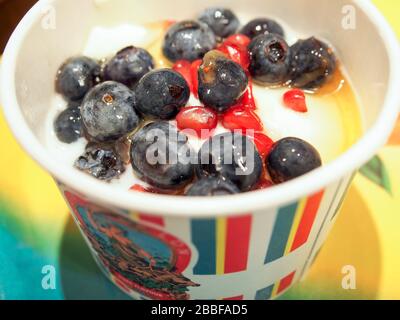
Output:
255,284,274,300
264,203,298,264
191,219,217,275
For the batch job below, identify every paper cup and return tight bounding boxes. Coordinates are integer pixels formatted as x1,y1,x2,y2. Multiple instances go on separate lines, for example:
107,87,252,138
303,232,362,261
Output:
1,0,399,300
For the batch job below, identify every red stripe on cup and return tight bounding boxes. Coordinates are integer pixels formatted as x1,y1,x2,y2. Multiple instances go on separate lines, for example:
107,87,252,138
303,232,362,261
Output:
224,215,252,274
138,214,165,227
290,190,325,252
277,271,296,294
223,295,244,300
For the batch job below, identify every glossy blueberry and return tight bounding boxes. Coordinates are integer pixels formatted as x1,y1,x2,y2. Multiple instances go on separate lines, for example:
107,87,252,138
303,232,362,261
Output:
266,137,322,184
103,46,154,89
197,132,262,192
56,56,101,102
248,34,290,86
163,20,216,62
75,142,125,181
81,81,140,142
289,37,337,90
130,121,195,189
54,104,83,143
240,18,285,39
135,69,190,120
198,7,240,38
186,177,240,196
198,51,248,112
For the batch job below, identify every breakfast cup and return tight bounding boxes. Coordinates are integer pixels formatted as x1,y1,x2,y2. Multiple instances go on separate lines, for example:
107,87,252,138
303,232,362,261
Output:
1,0,399,300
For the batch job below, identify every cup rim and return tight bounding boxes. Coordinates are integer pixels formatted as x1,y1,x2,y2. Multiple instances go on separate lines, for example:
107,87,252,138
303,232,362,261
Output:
1,0,400,218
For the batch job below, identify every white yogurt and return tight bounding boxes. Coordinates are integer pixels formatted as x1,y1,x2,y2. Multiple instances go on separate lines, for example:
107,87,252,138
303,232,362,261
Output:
83,24,163,60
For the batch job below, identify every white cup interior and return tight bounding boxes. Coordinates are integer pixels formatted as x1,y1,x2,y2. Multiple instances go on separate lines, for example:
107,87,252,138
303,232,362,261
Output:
2,0,400,216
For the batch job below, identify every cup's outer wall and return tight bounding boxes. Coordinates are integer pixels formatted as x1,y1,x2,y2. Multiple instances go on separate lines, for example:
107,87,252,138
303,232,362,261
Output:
58,172,354,300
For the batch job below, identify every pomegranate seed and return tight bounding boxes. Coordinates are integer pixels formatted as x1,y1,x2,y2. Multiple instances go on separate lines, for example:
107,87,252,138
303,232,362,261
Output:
247,132,274,159
225,34,251,48
165,20,176,28
230,81,257,110
241,80,257,109
283,89,308,113
173,60,193,93
190,59,202,99
130,184,157,193
217,41,250,70
173,60,204,98
176,106,218,138
222,106,263,132
130,184,184,195
255,178,274,190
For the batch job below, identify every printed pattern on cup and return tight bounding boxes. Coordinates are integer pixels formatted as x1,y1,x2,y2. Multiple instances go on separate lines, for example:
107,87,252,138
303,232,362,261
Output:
64,191,199,300
264,191,325,264
191,215,252,275
190,190,324,277
214,270,296,300
255,271,296,300
59,175,351,300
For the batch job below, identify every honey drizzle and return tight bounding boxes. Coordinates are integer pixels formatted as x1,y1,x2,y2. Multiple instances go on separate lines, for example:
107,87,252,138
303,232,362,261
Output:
145,21,173,68
313,67,363,152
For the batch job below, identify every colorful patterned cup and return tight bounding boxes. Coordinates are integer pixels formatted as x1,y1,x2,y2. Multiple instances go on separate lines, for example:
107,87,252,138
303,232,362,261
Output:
1,0,400,300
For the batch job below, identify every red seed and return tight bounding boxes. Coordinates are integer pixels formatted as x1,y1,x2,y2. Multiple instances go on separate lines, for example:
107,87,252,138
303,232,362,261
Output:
222,106,263,132
130,184,157,193
241,80,257,109
173,60,193,92
225,34,251,48
283,89,308,113
164,20,177,29
217,41,250,70
254,165,274,190
247,132,274,159
176,106,218,138
230,80,257,110
190,59,202,99
130,184,146,192
130,184,185,195
255,178,274,190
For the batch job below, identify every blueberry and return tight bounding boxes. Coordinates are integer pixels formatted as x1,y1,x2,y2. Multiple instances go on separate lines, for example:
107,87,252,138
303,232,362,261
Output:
130,121,195,189
135,69,190,120
241,18,285,39
198,7,240,38
288,37,337,90
54,104,83,143
186,177,240,196
198,51,248,112
75,142,125,181
248,34,291,86
163,20,216,62
81,81,140,142
197,132,262,192
103,46,154,89
266,137,322,184
56,56,101,102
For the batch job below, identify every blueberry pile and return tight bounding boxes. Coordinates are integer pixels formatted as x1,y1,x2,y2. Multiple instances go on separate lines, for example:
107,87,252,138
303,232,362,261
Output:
53,7,334,195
